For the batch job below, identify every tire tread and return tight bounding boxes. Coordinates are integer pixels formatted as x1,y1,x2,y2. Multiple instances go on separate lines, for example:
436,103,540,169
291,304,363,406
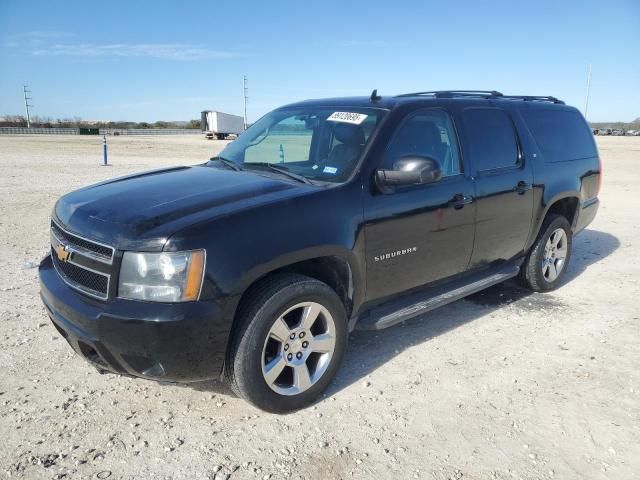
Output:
225,273,346,412
519,213,572,292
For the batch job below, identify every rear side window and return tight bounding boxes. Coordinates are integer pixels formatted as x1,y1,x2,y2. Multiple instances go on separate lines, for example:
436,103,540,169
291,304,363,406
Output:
462,108,519,171
521,109,597,163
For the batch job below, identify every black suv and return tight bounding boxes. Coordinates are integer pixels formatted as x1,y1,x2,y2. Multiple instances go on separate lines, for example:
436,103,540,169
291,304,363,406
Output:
39,90,601,413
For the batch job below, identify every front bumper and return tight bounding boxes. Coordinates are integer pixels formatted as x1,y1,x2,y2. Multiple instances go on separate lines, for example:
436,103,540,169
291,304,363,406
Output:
39,255,230,382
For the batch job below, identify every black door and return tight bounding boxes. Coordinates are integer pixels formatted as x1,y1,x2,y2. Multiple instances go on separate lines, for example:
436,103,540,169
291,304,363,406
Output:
458,107,534,267
364,109,476,302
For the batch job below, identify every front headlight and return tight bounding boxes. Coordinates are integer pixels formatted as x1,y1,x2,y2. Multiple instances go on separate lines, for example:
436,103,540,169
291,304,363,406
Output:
118,250,205,302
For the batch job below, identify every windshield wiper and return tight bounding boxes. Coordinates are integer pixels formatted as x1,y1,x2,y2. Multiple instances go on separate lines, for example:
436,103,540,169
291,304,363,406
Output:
210,155,243,171
246,162,313,185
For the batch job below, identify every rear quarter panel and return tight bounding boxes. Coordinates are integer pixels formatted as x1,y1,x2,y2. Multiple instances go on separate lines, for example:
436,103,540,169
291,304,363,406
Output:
515,104,601,248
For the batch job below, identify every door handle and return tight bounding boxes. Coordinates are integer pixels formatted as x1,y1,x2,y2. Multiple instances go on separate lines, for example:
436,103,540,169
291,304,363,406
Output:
514,181,532,194
449,193,474,209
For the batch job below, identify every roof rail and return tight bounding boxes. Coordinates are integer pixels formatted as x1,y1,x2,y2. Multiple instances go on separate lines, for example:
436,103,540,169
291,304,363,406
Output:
395,90,504,99
500,95,565,104
395,90,565,104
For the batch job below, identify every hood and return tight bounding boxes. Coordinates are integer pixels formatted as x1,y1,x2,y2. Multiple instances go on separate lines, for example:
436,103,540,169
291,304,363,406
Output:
54,165,310,250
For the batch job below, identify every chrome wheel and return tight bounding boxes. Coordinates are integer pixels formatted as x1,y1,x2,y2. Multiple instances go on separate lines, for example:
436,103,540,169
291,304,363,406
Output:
542,228,568,282
261,302,336,396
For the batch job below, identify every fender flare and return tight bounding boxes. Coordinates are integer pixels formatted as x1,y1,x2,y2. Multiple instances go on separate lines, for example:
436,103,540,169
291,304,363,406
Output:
526,190,580,250
232,245,364,310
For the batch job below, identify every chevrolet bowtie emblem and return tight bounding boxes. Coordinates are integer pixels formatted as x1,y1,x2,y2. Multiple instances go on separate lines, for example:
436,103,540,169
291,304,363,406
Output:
54,242,71,263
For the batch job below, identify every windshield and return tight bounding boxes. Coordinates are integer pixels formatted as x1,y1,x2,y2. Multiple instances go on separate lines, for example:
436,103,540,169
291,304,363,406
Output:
208,106,386,183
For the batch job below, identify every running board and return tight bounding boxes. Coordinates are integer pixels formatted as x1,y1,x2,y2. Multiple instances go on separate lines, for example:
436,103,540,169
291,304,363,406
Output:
355,262,521,331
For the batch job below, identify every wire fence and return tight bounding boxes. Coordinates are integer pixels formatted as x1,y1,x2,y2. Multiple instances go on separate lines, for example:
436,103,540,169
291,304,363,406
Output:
0,127,80,135
102,129,201,136
0,127,202,136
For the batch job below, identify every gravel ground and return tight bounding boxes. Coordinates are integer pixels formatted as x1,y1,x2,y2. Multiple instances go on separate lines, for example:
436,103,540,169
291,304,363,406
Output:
0,134,638,480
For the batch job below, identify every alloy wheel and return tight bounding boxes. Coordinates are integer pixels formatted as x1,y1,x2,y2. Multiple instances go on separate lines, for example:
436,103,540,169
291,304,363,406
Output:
542,228,568,282
261,302,336,396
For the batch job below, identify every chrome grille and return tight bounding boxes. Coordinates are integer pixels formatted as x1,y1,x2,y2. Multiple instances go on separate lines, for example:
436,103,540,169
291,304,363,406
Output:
52,254,109,296
50,221,114,300
50,221,114,263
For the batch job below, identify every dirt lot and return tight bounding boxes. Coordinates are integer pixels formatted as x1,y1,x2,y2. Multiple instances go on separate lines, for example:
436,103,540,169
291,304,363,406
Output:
0,135,638,480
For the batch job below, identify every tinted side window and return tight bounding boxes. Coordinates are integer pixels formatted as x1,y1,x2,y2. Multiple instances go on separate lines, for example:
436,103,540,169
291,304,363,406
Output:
385,110,461,177
521,109,597,163
463,108,519,171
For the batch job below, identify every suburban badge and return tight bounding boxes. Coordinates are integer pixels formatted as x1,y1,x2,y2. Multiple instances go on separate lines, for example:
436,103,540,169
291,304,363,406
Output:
374,246,418,262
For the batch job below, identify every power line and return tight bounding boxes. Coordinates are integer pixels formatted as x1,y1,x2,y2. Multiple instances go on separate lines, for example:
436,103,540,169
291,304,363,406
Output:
584,64,592,120
243,75,248,130
23,85,33,129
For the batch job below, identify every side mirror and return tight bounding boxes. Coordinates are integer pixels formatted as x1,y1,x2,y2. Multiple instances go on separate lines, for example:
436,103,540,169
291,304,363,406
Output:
375,155,442,192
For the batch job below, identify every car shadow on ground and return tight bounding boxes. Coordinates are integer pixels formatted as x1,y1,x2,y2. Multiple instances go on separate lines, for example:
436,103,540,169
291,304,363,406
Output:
326,228,620,398
186,229,620,404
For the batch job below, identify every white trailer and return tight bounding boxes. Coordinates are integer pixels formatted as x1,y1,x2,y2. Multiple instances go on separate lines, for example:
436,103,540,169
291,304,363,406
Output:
201,111,244,140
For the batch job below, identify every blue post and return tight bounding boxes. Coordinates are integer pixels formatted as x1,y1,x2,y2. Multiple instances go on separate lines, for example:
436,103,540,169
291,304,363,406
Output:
279,143,284,163
102,135,108,166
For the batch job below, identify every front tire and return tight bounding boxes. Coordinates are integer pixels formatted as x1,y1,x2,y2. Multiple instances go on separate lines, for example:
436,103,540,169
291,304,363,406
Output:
226,274,347,413
519,214,573,292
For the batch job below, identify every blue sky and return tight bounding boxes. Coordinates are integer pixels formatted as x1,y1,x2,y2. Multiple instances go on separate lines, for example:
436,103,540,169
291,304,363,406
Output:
1,0,638,122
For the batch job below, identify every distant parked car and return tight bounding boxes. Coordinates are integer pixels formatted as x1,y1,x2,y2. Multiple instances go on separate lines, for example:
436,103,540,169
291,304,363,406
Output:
625,129,639,136
598,128,612,136
611,129,626,136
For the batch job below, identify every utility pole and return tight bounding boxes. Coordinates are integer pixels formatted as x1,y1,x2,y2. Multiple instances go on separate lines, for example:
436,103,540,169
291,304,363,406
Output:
243,75,248,130
584,64,592,120
23,85,33,128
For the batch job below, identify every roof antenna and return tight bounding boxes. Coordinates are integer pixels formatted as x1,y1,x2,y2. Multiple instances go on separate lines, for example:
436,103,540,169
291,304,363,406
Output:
370,89,382,102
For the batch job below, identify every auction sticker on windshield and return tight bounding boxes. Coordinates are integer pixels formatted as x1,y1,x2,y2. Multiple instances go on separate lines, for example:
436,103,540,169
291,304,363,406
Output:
327,112,368,125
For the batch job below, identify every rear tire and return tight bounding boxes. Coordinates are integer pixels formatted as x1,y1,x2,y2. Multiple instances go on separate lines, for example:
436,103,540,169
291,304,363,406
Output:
226,274,347,413
519,214,572,292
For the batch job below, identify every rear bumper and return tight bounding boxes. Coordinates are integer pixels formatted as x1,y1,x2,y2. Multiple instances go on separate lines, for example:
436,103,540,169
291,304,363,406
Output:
575,198,599,234
39,255,231,382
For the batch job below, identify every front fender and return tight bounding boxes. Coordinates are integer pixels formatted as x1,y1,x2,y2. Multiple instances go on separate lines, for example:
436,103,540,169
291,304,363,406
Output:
164,181,366,309
233,245,363,303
